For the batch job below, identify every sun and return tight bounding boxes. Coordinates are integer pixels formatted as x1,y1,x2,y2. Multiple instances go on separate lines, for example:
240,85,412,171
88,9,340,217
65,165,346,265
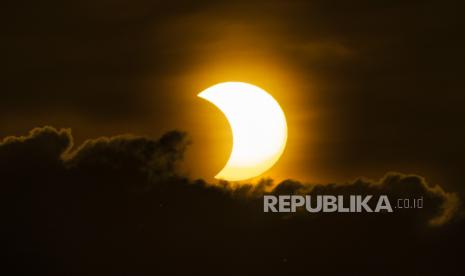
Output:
198,82,287,181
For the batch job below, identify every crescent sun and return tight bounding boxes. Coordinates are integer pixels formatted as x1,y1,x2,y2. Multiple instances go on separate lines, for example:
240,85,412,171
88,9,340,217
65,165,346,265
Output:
198,82,288,181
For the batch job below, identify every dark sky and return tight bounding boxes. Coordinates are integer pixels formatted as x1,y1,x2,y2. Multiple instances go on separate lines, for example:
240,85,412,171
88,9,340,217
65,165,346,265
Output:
2,0,464,188
1,1,465,274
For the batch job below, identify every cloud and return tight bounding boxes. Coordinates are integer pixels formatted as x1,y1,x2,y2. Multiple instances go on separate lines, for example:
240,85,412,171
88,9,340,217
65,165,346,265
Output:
0,127,463,275
295,174,459,226
65,130,189,179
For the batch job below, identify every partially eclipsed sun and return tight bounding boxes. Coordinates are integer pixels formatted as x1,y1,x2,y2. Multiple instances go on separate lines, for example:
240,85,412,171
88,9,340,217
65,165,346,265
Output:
198,82,287,181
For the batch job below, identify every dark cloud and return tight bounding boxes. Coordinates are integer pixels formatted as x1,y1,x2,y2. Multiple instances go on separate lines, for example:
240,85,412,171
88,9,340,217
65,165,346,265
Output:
1,127,463,275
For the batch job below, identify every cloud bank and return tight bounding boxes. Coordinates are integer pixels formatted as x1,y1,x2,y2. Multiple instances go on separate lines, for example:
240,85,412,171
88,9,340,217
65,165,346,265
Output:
0,127,463,275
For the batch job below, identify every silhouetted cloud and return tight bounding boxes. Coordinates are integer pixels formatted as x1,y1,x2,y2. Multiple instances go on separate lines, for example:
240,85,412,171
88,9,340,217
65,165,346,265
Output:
1,127,463,275
231,174,459,226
